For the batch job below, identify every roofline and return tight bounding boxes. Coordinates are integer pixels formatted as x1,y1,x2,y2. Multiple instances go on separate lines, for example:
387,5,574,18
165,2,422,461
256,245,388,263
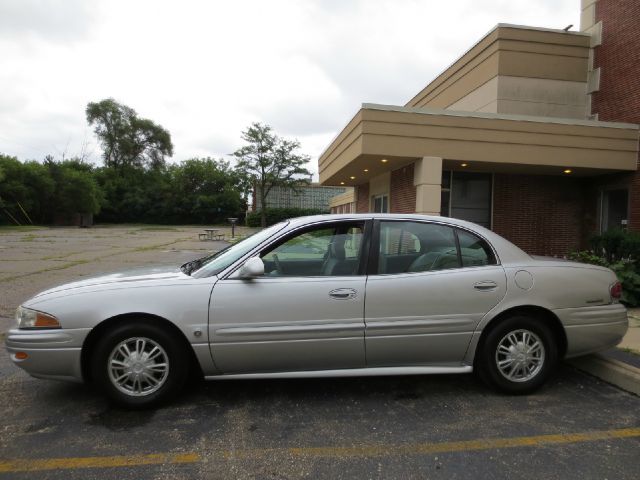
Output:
405,23,590,108
362,103,640,130
494,23,589,36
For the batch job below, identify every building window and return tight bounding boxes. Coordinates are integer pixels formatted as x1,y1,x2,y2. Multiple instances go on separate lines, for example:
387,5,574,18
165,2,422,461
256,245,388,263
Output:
372,194,389,213
601,188,628,231
440,171,492,228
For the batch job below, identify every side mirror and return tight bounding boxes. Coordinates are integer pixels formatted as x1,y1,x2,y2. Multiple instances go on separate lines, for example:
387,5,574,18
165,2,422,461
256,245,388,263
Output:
237,257,264,279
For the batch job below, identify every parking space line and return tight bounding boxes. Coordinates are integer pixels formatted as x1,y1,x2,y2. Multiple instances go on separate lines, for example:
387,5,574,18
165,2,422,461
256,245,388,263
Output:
0,452,200,473
226,426,640,459
1,427,638,472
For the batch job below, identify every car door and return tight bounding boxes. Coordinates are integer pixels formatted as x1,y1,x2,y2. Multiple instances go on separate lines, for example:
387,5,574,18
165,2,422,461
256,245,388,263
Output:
209,220,370,374
364,220,507,367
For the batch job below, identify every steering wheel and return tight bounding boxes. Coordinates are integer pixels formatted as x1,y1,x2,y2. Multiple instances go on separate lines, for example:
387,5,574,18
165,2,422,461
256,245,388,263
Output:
272,253,283,275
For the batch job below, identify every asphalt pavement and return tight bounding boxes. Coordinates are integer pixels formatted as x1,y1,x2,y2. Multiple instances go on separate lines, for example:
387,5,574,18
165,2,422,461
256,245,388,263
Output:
0,345,639,479
1,225,639,479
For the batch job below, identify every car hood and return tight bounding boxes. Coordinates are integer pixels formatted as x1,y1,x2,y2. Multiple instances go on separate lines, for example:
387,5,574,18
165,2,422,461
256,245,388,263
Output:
31,265,189,299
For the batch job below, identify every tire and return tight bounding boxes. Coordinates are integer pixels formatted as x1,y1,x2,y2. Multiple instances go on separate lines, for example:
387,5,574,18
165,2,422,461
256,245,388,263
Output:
476,315,558,395
91,320,189,408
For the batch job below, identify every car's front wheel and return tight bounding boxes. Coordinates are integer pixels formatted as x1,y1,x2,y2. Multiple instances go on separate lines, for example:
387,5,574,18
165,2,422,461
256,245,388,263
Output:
477,315,558,394
91,321,189,408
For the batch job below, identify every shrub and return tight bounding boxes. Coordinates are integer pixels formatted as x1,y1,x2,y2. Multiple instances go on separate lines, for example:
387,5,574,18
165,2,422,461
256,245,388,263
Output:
589,228,640,263
246,208,328,227
570,229,640,307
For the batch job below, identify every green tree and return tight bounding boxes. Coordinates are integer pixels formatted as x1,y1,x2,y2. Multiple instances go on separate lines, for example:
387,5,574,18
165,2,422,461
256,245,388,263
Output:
45,159,103,216
168,158,245,224
86,98,173,172
233,123,312,227
0,154,54,224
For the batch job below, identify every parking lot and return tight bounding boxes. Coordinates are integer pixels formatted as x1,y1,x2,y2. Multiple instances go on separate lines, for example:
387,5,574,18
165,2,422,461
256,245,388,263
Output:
1,225,639,479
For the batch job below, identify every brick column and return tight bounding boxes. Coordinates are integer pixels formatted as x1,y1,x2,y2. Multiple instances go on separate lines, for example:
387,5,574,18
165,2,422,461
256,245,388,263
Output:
413,157,442,215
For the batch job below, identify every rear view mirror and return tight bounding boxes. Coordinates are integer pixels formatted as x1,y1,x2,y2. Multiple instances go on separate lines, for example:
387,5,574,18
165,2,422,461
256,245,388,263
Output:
237,257,264,279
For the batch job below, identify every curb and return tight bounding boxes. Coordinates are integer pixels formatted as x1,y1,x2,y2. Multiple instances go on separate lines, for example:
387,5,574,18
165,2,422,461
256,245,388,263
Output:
568,354,640,396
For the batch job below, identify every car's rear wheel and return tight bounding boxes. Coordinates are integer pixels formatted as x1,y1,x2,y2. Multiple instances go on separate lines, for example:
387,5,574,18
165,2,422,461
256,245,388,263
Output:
477,315,558,394
91,321,188,408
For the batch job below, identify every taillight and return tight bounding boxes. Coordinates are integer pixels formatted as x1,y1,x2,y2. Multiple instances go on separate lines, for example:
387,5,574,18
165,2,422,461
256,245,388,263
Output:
610,281,622,300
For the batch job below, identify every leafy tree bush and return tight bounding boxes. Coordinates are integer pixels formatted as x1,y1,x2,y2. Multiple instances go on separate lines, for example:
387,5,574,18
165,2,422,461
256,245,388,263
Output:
46,159,103,215
589,228,640,263
569,229,640,307
246,208,328,227
86,99,173,171
93,158,245,224
0,155,103,225
0,154,54,224
234,123,311,227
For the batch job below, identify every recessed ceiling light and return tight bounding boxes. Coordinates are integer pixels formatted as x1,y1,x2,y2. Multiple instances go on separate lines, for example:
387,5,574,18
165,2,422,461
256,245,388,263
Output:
461,163,468,167
364,169,369,172
381,159,388,163
340,181,345,185
564,169,572,174
350,176,356,180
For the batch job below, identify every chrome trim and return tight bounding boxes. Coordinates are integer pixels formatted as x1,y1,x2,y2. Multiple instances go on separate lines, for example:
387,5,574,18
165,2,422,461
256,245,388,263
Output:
215,322,363,336
205,365,472,380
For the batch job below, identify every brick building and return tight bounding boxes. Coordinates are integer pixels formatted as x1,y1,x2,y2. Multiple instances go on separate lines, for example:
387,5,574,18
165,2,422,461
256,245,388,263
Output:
320,0,640,256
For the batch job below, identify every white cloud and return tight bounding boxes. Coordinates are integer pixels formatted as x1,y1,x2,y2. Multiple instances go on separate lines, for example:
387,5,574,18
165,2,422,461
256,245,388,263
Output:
0,0,580,172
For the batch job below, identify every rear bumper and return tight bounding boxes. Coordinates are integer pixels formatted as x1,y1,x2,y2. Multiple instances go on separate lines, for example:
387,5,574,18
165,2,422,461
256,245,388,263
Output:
5,328,90,382
553,304,628,358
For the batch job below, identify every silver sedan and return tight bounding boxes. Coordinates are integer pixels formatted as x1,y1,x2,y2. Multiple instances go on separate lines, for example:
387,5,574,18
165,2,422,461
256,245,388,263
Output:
7,214,628,408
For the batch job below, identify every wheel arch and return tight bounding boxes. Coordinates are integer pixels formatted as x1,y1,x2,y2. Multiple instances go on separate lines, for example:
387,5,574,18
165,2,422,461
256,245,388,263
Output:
80,312,203,383
472,305,568,366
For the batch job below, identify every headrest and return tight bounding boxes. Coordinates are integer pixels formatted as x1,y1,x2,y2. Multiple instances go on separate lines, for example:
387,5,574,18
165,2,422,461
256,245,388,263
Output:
329,241,346,260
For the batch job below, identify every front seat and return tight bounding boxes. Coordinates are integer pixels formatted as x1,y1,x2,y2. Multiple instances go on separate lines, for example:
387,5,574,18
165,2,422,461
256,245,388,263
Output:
321,241,349,275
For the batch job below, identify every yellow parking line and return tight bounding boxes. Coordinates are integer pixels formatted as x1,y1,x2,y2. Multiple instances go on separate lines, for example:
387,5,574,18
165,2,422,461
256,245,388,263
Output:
225,426,640,459
0,452,199,473
1,427,639,472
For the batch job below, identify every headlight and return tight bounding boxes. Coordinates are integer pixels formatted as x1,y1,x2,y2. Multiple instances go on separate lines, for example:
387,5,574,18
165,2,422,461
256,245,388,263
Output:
15,306,61,329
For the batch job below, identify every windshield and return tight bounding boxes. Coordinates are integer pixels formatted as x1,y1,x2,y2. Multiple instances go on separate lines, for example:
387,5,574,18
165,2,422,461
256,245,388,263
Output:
190,221,288,278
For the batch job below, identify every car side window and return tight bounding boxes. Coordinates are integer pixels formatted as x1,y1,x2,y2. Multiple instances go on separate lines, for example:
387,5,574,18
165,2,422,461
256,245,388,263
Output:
378,221,459,274
261,222,365,277
456,229,496,267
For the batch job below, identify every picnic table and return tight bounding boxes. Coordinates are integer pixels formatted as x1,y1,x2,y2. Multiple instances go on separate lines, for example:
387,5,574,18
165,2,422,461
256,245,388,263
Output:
199,228,225,241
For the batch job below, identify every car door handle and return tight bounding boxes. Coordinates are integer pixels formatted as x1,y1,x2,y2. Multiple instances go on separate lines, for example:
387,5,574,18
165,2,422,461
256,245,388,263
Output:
329,288,358,300
474,281,498,291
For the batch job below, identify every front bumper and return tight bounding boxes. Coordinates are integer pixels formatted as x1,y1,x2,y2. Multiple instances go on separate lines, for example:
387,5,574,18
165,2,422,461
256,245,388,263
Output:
554,304,628,358
5,328,91,382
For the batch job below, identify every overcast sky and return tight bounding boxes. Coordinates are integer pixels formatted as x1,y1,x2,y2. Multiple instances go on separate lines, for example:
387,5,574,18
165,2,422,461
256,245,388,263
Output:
0,0,580,176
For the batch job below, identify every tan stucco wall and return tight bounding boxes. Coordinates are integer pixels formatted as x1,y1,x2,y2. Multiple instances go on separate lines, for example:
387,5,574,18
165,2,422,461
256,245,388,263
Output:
447,76,588,118
447,77,499,113
328,188,355,209
406,25,591,114
413,157,442,215
318,105,639,186
368,172,391,209
497,76,587,118
581,0,597,30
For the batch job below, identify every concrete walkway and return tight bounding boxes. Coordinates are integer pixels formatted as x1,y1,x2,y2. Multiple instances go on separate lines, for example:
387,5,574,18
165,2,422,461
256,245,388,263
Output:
569,307,640,396
620,308,640,354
